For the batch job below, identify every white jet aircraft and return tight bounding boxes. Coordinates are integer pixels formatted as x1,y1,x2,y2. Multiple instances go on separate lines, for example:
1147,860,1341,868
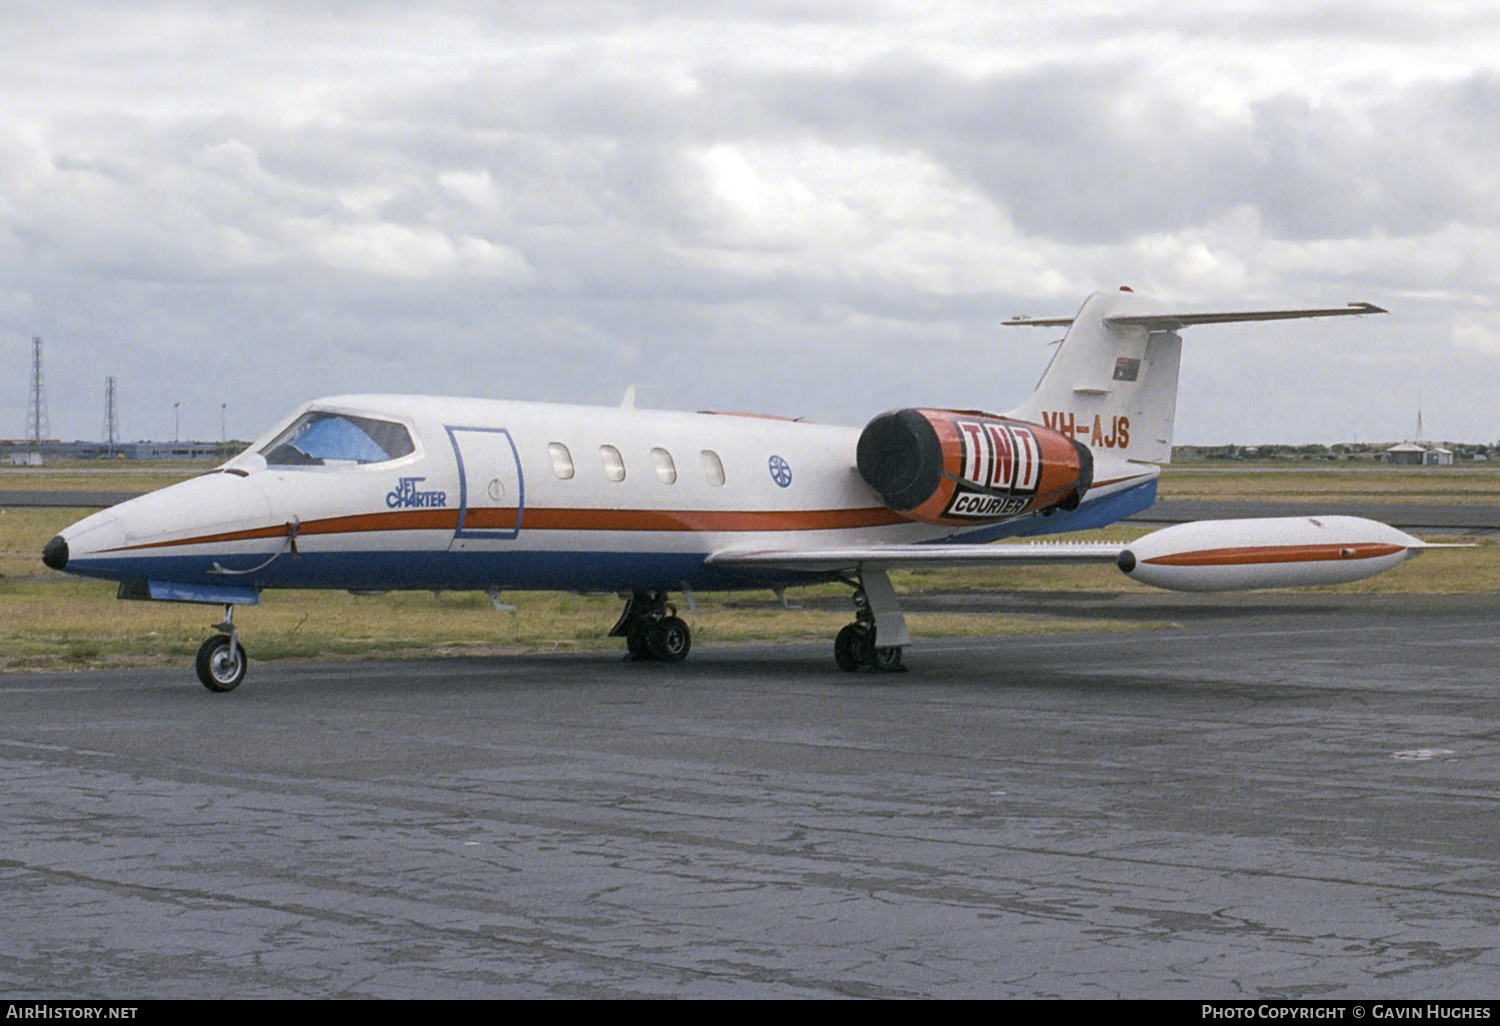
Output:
43,288,1433,691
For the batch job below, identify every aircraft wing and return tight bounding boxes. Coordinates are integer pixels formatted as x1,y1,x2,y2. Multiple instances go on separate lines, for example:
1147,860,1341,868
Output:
706,542,1126,573
1002,302,1385,331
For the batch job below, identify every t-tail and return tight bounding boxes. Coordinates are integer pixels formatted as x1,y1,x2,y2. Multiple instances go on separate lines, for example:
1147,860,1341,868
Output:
1003,288,1386,464
852,289,1383,536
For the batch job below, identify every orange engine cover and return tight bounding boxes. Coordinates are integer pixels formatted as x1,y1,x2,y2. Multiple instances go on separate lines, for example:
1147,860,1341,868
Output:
856,408,1093,525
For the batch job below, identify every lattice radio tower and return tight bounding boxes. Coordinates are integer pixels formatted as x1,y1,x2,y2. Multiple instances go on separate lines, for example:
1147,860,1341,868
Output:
104,376,120,450
26,336,49,442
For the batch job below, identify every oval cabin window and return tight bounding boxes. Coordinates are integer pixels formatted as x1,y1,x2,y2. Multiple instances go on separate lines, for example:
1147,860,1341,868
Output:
700,449,725,486
548,442,575,480
651,448,677,484
599,445,626,482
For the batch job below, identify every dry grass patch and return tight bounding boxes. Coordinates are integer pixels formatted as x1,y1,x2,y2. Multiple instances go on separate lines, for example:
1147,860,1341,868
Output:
1158,466,1500,504
0,578,1164,673
0,507,93,577
0,464,199,494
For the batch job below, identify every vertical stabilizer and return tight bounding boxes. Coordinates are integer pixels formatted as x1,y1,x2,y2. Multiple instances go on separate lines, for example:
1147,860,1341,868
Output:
1004,292,1383,466
1007,290,1181,464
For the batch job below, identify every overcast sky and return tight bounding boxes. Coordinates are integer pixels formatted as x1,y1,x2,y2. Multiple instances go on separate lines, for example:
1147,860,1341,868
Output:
4,0,1499,446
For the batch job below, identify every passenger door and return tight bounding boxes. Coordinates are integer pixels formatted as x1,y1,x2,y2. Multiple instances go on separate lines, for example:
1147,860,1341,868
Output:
445,426,524,549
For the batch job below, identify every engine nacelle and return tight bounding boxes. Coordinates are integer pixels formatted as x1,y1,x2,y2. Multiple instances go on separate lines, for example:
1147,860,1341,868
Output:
857,408,1093,525
1118,516,1424,592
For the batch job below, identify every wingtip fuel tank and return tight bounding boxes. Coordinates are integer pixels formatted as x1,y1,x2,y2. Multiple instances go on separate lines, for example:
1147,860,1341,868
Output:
1119,516,1427,592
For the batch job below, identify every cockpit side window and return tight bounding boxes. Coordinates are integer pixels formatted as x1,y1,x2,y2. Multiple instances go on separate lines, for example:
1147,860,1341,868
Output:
261,412,416,467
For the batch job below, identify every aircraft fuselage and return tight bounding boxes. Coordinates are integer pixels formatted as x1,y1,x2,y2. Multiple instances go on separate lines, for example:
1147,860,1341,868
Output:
54,394,1158,598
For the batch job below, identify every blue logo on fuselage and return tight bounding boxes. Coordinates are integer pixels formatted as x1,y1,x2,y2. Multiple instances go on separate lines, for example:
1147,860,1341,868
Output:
768,455,793,488
387,476,448,509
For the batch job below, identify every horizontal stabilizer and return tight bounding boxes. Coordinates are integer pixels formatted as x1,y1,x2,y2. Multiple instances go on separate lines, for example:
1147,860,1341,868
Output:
1004,302,1385,331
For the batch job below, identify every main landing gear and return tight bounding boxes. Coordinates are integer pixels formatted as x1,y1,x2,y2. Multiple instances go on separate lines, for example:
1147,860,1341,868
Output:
834,569,908,674
196,603,247,692
611,589,692,663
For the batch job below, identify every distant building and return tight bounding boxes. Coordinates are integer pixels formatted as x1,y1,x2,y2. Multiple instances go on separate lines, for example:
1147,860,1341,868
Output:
0,440,234,461
1385,442,1426,465
1384,442,1454,466
103,441,225,460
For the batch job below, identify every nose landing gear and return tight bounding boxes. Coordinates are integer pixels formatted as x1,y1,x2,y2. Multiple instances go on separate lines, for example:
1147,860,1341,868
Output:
196,604,248,692
611,589,692,663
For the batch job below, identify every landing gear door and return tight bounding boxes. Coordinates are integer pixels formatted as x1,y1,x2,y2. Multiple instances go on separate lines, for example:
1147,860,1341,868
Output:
446,426,524,549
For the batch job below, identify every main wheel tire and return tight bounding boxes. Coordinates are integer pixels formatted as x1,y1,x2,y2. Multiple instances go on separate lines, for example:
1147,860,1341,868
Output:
834,622,873,672
648,616,691,662
196,634,247,693
625,621,653,661
873,646,905,672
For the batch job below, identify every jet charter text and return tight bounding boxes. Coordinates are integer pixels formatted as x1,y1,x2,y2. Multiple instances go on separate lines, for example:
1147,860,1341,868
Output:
1203,1009,1490,1020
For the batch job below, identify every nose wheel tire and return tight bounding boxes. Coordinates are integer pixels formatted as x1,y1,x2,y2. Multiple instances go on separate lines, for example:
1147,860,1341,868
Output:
196,634,248,693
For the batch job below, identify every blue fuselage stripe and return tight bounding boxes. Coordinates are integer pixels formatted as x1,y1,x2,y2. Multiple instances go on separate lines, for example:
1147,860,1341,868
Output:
67,549,811,593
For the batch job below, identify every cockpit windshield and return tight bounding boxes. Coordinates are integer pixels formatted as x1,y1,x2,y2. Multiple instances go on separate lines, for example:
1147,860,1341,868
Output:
260,412,416,467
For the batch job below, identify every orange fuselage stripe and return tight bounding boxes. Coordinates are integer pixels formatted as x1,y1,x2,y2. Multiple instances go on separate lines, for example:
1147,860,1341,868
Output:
105,505,913,553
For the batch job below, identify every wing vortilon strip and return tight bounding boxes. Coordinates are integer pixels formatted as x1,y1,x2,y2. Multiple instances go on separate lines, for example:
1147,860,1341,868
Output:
707,542,1126,573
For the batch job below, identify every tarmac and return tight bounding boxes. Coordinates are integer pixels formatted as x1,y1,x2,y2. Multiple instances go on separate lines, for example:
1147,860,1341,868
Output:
3,591,1499,998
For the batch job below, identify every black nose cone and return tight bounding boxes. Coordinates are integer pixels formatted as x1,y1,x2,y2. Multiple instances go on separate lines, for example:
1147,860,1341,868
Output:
42,535,68,571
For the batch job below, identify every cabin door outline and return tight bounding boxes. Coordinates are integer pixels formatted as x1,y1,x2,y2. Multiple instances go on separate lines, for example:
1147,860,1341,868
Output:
445,425,524,546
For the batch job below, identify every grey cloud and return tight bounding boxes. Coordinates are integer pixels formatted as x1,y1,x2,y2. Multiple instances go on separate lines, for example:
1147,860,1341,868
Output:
1184,2,1500,46
1036,2,1500,49
729,57,1500,243
1242,82,1500,239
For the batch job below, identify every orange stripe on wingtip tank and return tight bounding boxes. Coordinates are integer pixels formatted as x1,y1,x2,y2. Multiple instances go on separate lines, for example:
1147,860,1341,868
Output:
1143,543,1406,567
